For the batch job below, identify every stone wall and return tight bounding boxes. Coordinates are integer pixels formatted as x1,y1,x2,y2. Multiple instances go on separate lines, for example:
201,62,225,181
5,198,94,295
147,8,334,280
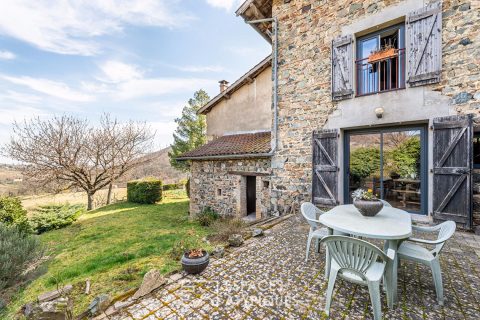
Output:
189,158,271,218
269,0,480,218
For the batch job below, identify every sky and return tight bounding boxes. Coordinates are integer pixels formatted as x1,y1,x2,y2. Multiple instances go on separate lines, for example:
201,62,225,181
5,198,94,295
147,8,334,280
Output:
0,0,271,160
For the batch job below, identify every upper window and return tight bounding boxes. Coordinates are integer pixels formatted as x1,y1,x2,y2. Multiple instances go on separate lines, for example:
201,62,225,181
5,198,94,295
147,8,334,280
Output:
355,24,406,96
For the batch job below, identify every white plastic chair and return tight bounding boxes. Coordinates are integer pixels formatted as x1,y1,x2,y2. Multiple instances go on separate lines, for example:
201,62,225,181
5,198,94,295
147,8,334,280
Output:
301,202,329,262
397,221,456,306
321,235,394,320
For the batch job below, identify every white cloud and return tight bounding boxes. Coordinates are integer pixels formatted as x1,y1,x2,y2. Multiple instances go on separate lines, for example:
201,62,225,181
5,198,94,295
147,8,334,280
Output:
205,0,241,11
0,90,42,104
177,65,225,73
1,75,94,102
0,1,193,56
0,105,48,125
0,50,15,60
115,77,216,100
99,60,143,83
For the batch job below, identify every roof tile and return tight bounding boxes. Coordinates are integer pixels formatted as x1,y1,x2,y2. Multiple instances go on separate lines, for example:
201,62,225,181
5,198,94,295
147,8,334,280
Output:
178,132,271,160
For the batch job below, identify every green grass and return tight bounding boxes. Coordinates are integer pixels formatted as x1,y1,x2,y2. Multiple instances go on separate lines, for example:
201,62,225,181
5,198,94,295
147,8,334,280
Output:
4,190,211,317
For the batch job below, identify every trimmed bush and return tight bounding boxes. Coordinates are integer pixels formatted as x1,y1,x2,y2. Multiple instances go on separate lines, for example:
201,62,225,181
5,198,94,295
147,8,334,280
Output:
196,207,219,226
0,196,31,233
162,183,184,191
127,178,162,204
0,224,44,290
30,204,85,234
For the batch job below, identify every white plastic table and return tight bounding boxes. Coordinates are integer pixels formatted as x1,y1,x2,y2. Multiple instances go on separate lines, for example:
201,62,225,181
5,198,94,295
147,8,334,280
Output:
319,204,412,308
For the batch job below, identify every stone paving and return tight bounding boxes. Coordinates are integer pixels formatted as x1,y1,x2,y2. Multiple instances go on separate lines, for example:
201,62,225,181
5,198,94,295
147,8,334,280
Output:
109,215,480,319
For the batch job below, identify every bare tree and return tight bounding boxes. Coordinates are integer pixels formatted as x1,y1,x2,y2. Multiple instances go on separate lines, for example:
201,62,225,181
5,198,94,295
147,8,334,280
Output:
6,114,154,210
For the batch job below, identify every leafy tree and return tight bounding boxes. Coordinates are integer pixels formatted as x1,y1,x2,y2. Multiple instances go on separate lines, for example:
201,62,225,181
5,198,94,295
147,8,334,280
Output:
390,137,421,178
169,89,209,171
0,196,31,233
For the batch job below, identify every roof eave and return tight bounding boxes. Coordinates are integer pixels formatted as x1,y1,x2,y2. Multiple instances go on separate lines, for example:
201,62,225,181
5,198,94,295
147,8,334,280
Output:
176,152,273,161
197,55,272,115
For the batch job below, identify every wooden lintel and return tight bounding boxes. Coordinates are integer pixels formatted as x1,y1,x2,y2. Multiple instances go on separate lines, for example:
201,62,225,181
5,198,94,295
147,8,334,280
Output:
228,171,270,176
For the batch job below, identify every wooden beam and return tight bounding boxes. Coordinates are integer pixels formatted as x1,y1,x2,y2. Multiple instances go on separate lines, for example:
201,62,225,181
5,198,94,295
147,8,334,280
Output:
228,171,270,176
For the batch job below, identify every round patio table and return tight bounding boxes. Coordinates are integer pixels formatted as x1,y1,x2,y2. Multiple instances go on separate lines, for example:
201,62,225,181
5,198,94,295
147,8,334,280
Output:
319,204,412,308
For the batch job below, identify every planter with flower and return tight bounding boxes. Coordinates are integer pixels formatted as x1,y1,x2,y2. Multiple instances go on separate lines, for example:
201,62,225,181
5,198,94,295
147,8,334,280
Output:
351,188,384,217
181,248,209,275
368,44,398,64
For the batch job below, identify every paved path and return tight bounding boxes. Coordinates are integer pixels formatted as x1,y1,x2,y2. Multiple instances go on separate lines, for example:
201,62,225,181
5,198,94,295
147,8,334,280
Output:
109,215,480,319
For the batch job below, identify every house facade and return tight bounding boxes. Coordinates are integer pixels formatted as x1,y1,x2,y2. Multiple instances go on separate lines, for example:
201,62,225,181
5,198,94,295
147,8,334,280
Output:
178,57,274,220
182,0,480,231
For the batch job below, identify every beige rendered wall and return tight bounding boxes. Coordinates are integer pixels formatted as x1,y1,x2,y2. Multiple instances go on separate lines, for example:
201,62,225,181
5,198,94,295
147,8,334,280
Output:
206,66,272,140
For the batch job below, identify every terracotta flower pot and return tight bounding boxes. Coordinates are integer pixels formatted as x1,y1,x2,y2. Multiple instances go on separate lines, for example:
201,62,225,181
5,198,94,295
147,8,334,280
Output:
181,251,209,275
353,199,384,217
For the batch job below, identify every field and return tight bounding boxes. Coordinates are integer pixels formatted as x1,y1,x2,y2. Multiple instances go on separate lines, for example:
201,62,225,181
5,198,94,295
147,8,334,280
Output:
20,188,128,211
5,190,210,318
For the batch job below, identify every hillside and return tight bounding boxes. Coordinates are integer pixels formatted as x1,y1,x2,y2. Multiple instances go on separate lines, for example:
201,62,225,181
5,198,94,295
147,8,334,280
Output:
0,147,186,197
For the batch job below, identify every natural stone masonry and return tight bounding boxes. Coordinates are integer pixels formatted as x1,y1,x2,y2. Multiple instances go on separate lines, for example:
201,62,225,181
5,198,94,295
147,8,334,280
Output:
107,215,480,320
268,0,480,219
190,159,271,218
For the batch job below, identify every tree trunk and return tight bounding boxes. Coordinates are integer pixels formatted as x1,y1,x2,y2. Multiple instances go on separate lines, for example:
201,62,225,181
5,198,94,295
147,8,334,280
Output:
87,192,94,211
107,182,113,205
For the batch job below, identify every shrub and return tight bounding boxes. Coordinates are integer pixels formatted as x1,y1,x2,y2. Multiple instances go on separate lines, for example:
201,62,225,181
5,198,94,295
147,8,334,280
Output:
127,178,162,204
196,207,219,226
0,196,31,233
349,147,381,184
162,183,183,191
30,204,85,234
0,224,44,290
209,217,245,242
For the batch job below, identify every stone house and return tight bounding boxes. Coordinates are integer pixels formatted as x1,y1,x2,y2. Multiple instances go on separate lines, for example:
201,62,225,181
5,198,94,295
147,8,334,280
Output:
180,0,480,231
178,56,274,220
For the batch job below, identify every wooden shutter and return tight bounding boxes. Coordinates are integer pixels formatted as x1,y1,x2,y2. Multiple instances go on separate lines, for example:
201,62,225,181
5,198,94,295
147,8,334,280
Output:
406,2,442,87
432,115,473,229
312,129,339,206
332,35,353,101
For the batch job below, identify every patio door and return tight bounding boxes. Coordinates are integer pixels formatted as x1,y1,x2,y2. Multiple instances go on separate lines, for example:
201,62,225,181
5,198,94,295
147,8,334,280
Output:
344,126,427,215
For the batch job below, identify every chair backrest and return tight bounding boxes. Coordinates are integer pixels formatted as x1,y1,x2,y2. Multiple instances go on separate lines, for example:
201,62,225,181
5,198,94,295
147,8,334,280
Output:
380,199,392,207
320,235,388,280
433,221,456,256
301,202,321,230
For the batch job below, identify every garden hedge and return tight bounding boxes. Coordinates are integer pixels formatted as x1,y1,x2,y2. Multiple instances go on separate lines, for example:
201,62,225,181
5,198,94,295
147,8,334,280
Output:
127,178,162,204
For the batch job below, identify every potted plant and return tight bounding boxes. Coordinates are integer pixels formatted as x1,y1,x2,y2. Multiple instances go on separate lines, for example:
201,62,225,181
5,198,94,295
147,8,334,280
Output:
351,188,384,217
368,44,397,64
181,249,209,274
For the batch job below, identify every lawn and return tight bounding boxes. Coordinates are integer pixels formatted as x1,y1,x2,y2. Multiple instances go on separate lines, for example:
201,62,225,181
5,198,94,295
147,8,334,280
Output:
5,190,211,317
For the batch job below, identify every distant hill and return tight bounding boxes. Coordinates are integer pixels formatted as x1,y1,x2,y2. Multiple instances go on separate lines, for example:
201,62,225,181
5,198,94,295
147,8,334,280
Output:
0,147,187,196
121,147,187,184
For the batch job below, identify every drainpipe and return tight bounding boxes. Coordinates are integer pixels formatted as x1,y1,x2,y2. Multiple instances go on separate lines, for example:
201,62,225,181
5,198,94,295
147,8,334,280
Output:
245,17,278,156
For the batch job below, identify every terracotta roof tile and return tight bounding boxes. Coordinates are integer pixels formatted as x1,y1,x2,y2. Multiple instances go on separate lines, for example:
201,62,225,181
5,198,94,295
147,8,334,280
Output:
177,132,271,160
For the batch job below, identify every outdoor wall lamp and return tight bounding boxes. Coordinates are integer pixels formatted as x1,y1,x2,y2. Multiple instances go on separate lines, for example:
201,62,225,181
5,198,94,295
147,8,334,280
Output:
375,107,385,119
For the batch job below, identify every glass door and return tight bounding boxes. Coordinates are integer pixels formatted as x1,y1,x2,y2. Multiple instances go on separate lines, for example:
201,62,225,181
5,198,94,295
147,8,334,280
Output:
345,126,427,215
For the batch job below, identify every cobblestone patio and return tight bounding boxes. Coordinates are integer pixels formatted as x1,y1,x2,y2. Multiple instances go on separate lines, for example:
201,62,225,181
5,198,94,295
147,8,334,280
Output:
110,215,480,319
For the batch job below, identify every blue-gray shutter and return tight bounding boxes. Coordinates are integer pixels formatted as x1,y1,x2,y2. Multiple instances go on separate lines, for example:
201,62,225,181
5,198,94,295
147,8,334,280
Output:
312,129,339,206
331,35,354,101
432,115,473,229
406,2,442,87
